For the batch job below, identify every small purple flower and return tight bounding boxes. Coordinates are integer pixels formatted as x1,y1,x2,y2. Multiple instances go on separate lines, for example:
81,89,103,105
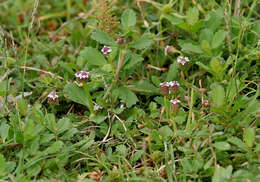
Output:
170,99,180,105
160,82,169,94
101,46,112,55
94,104,102,111
168,81,179,92
75,71,89,82
116,38,124,44
177,56,189,66
164,45,171,55
48,90,58,100
47,90,59,104
160,81,180,94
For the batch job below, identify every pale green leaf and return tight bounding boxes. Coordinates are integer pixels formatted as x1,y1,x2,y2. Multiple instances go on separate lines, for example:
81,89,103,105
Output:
121,9,136,28
64,82,90,108
118,87,138,108
77,47,107,66
213,142,231,151
186,7,199,25
211,30,226,49
243,128,255,148
91,30,116,45
0,122,10,143
210,83,225,108
130,34,153,50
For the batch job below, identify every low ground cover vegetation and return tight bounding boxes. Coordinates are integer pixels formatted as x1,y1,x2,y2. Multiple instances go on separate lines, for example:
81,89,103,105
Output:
0,0,259,181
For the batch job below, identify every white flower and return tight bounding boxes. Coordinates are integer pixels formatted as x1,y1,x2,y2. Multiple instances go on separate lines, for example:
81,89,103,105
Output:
94,104,102,111
47,91,58,100
101,46,112,55
170,99,180,105
164,45,171,55
75,71,89,80
167,81,179,87
177,56,189,65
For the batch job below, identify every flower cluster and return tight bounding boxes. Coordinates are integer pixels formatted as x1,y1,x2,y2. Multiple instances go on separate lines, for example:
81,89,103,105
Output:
177,56,189,66
170,99,180,105
160,81,180,94
75,71,90,82
164,45,171,55
47,90,59,104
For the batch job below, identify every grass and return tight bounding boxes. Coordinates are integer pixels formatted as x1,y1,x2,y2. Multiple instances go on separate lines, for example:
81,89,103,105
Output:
0,0,259,181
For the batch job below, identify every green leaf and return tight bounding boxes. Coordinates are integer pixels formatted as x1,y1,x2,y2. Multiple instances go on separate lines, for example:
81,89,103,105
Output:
166,62,179,81
186,7,199,26
212,165,232,182
133,80,159,94
0,154,6,175
130,34,153,50
131,150,143,162
124,53,144,69
228,137,248,152
211,30,226,49
118,87,138,108
159,126,173,138
196,61,214,75
44,141,64,155
180,42,203,54
213,142,231,151
162,14,184,25
243,128,255,148
200,28,214,43
57,117,71,134
210,83,225,108
0,80,8,96
200,40,212,56
0,122,10,143
77,47,107,66
64,82,90,108
91,30,116,46
116,145,127,156
18,99,28,116
210,57,222,74
121,9,136,28
90,115,107,124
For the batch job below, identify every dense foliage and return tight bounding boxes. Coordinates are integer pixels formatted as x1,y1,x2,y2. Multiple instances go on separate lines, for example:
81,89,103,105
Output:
0,0,259,181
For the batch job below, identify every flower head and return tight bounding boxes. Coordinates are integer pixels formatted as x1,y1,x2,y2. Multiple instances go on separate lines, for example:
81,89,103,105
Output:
94,104,102,111
170,99,180,105
75,71,89,82
101,46,112,55
116,38,124,44
47,90,59,104
168,81,179,92
170,98,181,113
160,82,169,94
177,56,189,66
164,45,171,55
160,81,180,94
